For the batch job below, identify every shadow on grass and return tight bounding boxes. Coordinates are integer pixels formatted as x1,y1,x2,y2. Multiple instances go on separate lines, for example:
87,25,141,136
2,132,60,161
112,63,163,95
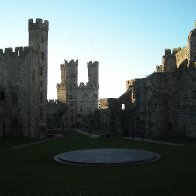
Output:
0,135,196,196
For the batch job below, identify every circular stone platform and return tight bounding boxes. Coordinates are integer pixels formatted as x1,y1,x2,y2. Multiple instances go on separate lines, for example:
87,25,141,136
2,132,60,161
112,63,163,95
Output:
53,148,161,167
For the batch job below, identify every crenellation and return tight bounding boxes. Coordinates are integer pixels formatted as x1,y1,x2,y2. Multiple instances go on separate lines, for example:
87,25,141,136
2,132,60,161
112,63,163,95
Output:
0,18,48,138
0,46,31,57
87,60,99,68
4,47,13,54
48,99,59,104
24,46,30,53
164,48,171,55
28,18,49,31
56,58,99,128
172,47,181,54
66,59,78,66
79,82,85,87
36,18,43,23
15,47,24,56
101,21,196,138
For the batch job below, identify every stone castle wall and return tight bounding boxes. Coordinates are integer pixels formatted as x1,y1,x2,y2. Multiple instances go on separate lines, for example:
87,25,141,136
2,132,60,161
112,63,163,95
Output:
56,60,99,128
175,46,188,67
99,21,196,138
0,18,48,138
0,47,32,137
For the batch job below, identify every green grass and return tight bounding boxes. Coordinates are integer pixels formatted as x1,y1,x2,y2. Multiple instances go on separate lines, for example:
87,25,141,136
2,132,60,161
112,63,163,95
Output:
0,133,196,196
80,128,104,135
152,134,196,144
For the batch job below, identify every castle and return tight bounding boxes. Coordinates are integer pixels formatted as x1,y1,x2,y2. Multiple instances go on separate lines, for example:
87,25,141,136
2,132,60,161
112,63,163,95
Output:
48,60,99,129
0,19,48,138
99,21,196,137
1,18,196,138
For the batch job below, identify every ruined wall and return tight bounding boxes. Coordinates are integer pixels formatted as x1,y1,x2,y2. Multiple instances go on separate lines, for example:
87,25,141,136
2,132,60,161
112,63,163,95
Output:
99,98,109,109
111,22,196,138
56,83,66,102
175,47,188,68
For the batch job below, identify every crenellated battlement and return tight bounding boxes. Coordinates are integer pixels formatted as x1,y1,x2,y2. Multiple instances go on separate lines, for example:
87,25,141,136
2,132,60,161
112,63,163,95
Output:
47,99,59,104
173,47,181,54
0,46,31,57
64,59,78,66
28,18,49,31
78,82,93,89
87,61,99,68
164,47,182,56
164,49,171,55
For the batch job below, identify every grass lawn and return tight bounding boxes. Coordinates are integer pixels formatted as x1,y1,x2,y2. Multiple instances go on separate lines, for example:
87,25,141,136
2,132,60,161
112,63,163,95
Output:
0,131,196,196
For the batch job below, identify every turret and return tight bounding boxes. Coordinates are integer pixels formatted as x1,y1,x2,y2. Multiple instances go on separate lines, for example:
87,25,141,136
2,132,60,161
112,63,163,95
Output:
64,59,78,89
28,18,49,136
187,21,196,67
87,61,99,87
28,19,49,48
162,48,176,72
60,64,65,84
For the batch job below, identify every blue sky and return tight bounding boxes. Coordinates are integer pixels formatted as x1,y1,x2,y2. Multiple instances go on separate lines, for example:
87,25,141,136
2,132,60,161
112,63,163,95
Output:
0,0,196,99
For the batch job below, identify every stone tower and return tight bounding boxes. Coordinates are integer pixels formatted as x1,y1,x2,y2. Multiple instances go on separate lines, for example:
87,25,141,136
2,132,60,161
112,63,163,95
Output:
57,59,78,102
188,21,196,66
88,61,99,108
64,59,78,103
0,18,49,138
28,19,49,136
56,60,99,128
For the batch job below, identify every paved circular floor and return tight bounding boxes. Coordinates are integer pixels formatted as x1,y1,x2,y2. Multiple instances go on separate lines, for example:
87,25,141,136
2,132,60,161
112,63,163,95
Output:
53,148,161,166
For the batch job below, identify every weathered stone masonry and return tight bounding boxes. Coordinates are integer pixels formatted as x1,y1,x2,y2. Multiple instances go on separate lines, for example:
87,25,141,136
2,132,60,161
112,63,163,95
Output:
99,22,196,138
54,59,99,128
0,19,48,138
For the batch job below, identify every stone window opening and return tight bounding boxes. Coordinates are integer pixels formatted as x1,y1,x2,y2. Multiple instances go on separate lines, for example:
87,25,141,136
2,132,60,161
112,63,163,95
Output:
40,92,43,103
192,91,196,99
40,108,43,120
40,66,43,76
121,104,125,110
41,37,44,43
12,92,18,104
0,92,5,101
41,52,45,61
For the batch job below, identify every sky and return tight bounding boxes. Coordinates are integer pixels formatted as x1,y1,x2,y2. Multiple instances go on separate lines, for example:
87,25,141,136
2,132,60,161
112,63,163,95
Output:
0,0,196,99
